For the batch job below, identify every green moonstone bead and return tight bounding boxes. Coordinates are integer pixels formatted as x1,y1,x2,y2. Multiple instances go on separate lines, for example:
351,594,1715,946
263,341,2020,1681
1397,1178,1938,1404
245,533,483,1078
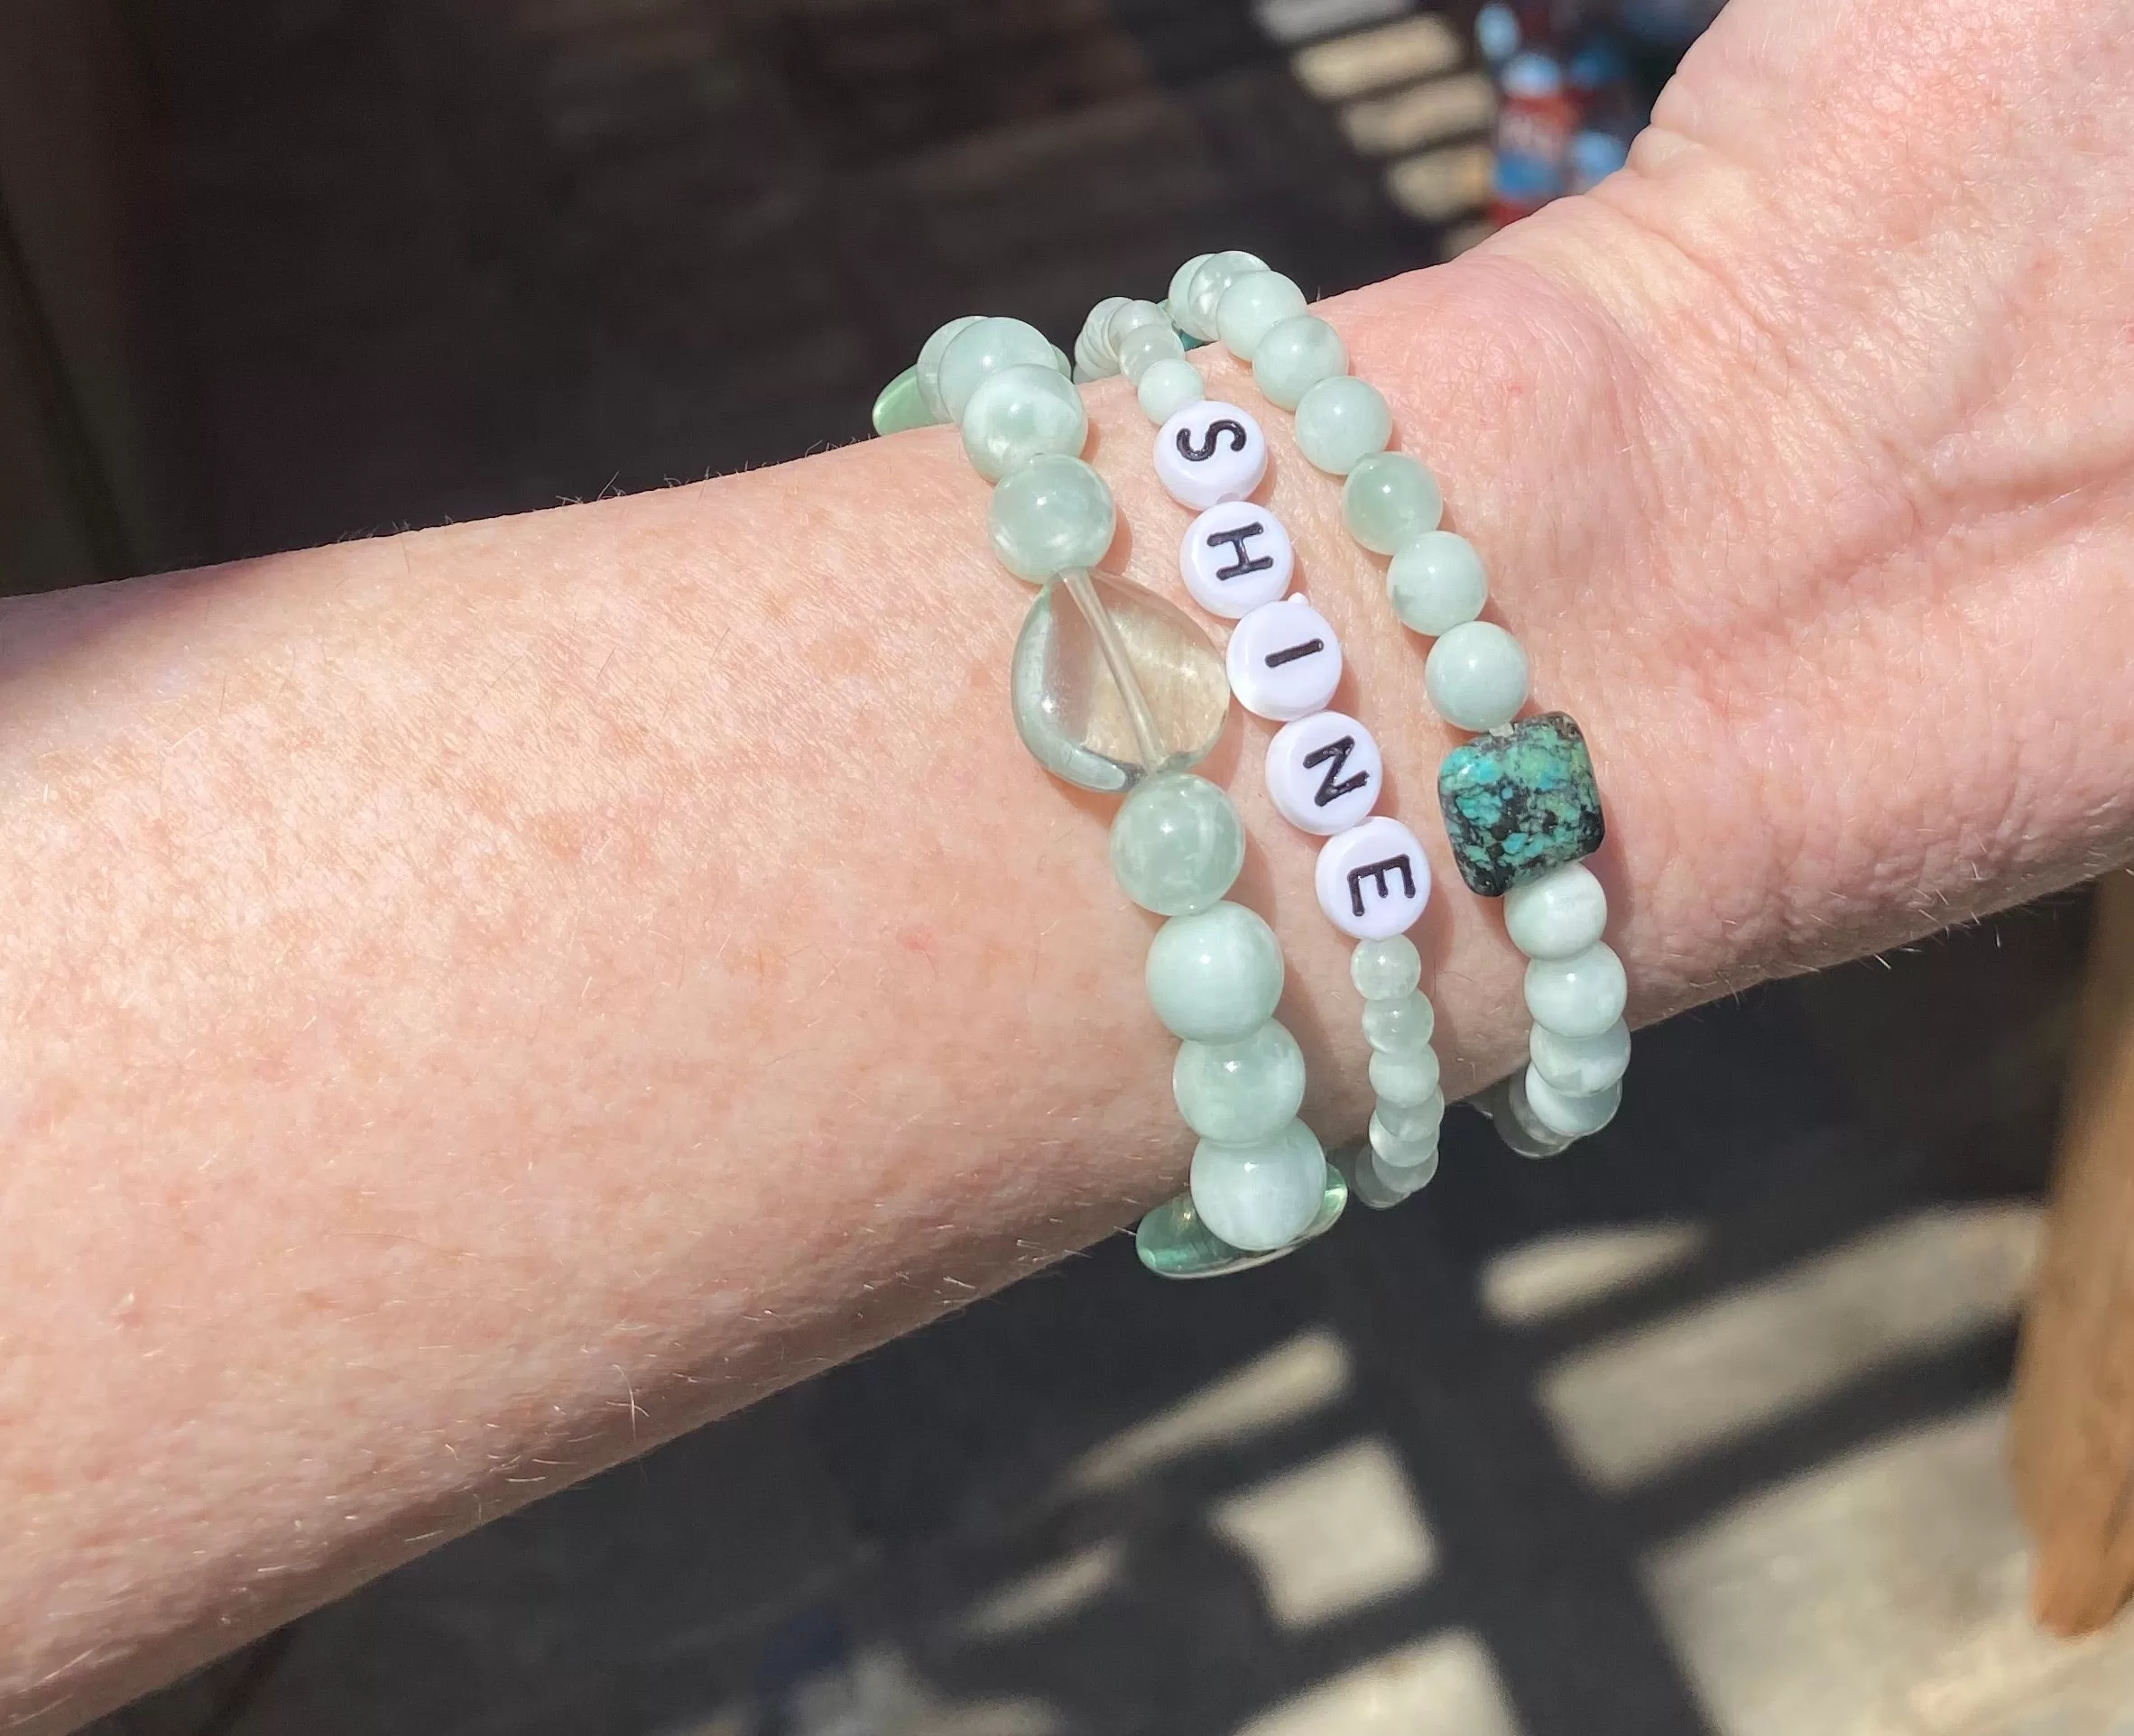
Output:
1173,1018,1306,1142
1349,935,1422,1001
989,453,1115,581
871,365,934,436
1294,375,1391,476
1252,314,1349,410
938,317,1054,422
1425,620,1529,732
1388,531,1488,636
1146,900,1285,1043
1111,771,1244,913
1375,1090,1445,1144
961,363,1088,481
1135,1165,1345,1279
1138,359,1206,423
1178,249,1268,340
1437,711,1606,898
1369,1045,1441,1107
1190,1117,1327,1251
1336,1140,1434,1210
917,314,984,420
1168,254,1215,319
1117,321,1186,384
1362,990,1435,1053
1215,270,1307,361
1343,452,1444,554
1012,571,1228,793
1369,1107,1440,1168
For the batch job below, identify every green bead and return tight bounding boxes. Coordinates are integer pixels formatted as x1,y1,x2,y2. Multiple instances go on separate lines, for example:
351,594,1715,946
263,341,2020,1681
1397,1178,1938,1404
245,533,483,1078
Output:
1343,453,1444,554
1389,531,1488,636
1173,1019,1306,1143
1138,359,1206,424
1350,935,1422,1002
1215,270,1307,361
1437,710,1605,898
988,454,1115,581
1190,1118,1327,1251
1362,991,1435,1053
1135,1165,1345,1279
871,366,934,436
1110,771,1243,915
1252,314,1348,410
1370,1046,1442,1106
961,364,1088,481
938,317,1054,421
917,315,984,420
1294,376,1391,475
1146,901,1285,1043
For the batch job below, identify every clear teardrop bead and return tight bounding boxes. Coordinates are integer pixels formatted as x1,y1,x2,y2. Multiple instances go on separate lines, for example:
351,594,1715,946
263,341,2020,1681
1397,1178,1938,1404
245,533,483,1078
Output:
1135,1165,1346,1279
1011,568,1230,794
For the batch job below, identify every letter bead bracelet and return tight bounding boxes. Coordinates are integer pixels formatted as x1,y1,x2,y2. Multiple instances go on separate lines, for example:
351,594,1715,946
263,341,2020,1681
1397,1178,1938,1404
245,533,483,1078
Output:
869,254,1628,1278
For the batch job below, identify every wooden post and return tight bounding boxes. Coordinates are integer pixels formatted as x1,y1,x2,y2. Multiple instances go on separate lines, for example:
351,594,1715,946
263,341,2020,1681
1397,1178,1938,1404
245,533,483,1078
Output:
2012,870,2134,1635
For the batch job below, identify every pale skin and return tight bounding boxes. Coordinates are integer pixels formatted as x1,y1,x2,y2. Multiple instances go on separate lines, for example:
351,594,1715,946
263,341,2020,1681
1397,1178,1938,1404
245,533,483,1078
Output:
3,0,2131,1723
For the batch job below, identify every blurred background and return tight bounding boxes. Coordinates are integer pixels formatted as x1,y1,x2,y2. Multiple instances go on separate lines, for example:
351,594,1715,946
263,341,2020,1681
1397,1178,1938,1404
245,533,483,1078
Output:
5,1,2128,1732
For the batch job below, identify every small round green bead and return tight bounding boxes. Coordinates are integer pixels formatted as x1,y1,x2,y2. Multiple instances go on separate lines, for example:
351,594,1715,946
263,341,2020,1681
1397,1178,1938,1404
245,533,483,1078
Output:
1137,358,1206,423
1294,375,1391,476
1252,313,1349,410
1343,452,1444,555
1215,270,1307,362
1362,991,1435,1054
961,364,1088,482
1173,1019,1307,1144
1146,900,1285,1044
1349,935,1422,1002
916,314,984,420
987,454,1115,581
1369,1046,1442,1107
938,317,1054,421
1375,1090,1446,1145
1388,531,1487,636
1109,771,1243,916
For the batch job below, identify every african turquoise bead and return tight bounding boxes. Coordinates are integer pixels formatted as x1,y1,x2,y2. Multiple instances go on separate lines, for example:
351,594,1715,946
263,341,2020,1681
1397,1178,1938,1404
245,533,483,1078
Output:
938,317,1055,422
1524,941,1627,1039
962,364,1087,481
1253,314,1348,410
1388,531,1487,636
1295,375,1391,476
1437,711,1606,898
1173,1019,1306,1142
1146,900,1285,1043
1342,452,1443,555
1425,621,1529,732
1215,271,1307,362
1350,934,1422,1002
872,365,932,436
1362,990,1435,1054
1190,1117,1326,1251
988,454,1115,580
1111,771,1244,915
1136,1164,1345,1278
1138,359,1206,423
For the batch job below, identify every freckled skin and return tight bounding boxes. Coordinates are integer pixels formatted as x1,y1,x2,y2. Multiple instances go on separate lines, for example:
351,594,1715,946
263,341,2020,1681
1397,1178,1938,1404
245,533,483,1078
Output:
3,0,2134,1721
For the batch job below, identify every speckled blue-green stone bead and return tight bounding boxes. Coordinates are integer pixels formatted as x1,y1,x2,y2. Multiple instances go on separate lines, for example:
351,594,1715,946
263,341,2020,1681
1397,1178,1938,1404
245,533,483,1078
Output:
1146,900,1285,1043
1437,711,1606,898
1362,990,1435,1054
1135,1165,1345,1278
1190,1117,1327,1251
987,454,1115,581
961,364,1088,481
1342,452,1444,554
1295,375,1391,476
1350,935,1422,1002
1173,1019,1306,1143
1110,771,1244,916
1252,314,1349,410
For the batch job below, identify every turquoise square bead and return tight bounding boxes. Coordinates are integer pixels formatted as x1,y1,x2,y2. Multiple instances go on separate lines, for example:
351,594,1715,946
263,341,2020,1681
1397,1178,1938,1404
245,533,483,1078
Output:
1437,711,1605,898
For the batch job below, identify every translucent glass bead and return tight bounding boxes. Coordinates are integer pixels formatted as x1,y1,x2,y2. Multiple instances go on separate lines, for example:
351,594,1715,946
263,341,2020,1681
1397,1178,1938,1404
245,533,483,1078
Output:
1530,1016,1631,1095
1342,453,1443,554
989,454,1115,580
1363,990,1435,1053
1524,940,1628,1039
1503,862,1608,960
872,365,933,436
1350,935,1422,1002
961,364,1088,482
1369,1109,1439,1168
938,317,1055,422
1117,320,1187,385
1425,621,1530,732
1173,1019,1307,1143
1012,572,1228,794
1138,359,1206,424
1145,900,1285,1043
1480,1071,1572,1159
1388,531,1488,636
1215,270,1307,361
1111,771,1245,914
1178,249,1268,340
1075,295,1130,379
1253,314,1349,410
1190,1116,1326,1251
1136,1166,1344,1278
1294,375,1392,475
1524,1067,1622,1138
1369,1045,1441,1107
1374,1090,1445,1144
917,314,984,420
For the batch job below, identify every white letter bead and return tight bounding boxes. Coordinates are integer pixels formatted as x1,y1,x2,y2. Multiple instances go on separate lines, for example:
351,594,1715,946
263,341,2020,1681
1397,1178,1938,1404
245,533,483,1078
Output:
1226,596,1342,721
1155,400,1268,510
1180,501,1293,618
1316,816,1431,939
1266,710,1382,836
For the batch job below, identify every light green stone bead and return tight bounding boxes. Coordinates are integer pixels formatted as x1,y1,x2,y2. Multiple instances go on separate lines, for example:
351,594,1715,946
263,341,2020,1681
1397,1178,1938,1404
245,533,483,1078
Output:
1075,296,1130,379
1146,901,1284,1043
1174,1020,1307,1144
1136,1166,1344,1278
1530,1016,1631,1095
1110,771,1243,916
1252,314,1349,410
1294,375,1391,475
1375,1091,1445,1144
916,314,984,420
1523,1066,1621,1138
1178,249,1268,340
1503,862,1608,960
1369,1045,1441,1107
1369,1107,1440,1168
1388,531,1488,636
1524,940,1628,1039
1168,254,1215,320
1348,1140,1437,1206
1190,1117,1326,1252
1215,270,1307,361
1425,620,1530,732
1362,990,1435,1054
1349,935,1422,1001
1117,320,1187,385
872,365,934,436
938,317,1054,422
1138,358,1206,423
961,363,1088,482
1342,452,1443,554
988,454,1115,581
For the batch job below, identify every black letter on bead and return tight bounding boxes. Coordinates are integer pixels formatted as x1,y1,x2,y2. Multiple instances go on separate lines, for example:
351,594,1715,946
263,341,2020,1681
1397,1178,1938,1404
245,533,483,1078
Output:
1347,854,1417,919
1177,419,1249,463
1203,522,1275,582
1304,735,1369,808
1264,638,1326,669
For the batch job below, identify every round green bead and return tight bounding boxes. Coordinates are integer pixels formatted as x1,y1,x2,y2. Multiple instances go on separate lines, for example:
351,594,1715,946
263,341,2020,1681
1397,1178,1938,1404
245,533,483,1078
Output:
1110,771,1243,915
871,365,933,436
1146,900,1285,1043
1252,313,1349,410
1362,990,1435,1053
1343,452,1444,555
916,314,984,420
1138,358,1206,423
961,363,1087,481
1294,375,1391,475
1189,1117,1326,1252
1173,1019,1307,1144
987,454,1115,581
1389,530,1487,636
1369,1046,1442,1107
1215,270,1307,361
1349,935,1422,1002
938,317,1054,421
